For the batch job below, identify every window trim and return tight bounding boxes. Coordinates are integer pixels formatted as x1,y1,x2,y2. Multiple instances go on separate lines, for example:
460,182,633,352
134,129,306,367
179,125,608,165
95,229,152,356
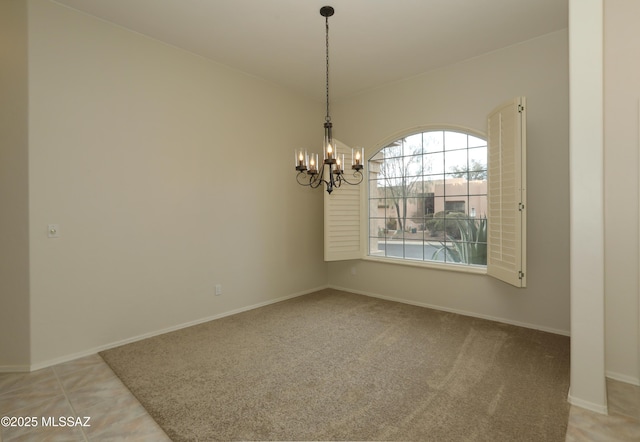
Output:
365,124,488,273
363,254,488,275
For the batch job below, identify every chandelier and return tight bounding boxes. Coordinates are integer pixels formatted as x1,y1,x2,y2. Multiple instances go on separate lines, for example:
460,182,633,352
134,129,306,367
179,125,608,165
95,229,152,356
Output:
295,6,364,194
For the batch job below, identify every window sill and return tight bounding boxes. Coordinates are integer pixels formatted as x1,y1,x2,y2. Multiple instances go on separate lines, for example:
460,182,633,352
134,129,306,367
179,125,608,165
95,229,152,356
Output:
363,255,487,275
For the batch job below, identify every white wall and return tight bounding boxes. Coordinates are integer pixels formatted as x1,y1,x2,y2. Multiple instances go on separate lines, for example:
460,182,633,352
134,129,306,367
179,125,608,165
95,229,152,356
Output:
604,0,640,386
0,0,31,371
568,0,606,413
328,30,570,335
26,0,326,368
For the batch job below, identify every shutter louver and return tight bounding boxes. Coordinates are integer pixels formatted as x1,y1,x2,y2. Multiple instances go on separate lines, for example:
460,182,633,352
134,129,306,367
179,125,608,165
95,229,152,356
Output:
324,139,363,261
487,97,527,287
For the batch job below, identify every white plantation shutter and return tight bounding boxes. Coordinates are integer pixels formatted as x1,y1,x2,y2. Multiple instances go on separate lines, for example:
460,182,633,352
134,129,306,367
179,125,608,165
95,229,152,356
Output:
324,139,364,261
487,97,527,287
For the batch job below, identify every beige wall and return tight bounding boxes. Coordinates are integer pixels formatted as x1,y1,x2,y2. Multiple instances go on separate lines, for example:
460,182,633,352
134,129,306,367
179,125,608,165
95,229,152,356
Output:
328,30,570,334
0,0,31,370
604,0,640,385
25,0,326,367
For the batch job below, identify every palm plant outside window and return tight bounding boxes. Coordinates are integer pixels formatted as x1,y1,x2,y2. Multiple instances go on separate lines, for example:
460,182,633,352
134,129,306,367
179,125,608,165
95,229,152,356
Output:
368,130,488,266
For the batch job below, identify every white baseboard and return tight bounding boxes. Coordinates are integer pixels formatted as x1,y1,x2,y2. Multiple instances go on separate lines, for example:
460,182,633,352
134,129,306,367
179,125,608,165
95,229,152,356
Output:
567,389,608,414
28,285,329,372
606,371,640,386
329,285,571,336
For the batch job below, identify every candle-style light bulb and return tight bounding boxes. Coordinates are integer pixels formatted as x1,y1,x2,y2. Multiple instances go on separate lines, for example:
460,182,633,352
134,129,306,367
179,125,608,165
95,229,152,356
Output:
307,152,318,175
295,149,308,171
310,152,320,174
327,143,333,159
352,147,364,171
337,153,345,171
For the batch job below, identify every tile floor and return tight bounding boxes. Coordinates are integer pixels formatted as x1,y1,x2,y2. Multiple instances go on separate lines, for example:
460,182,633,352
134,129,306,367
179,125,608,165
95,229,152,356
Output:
0,354,169,441
566,379,640,442
1,354,639,441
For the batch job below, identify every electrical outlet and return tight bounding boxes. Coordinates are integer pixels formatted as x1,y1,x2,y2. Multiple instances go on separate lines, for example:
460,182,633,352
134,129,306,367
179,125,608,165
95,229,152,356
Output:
215,284,222,296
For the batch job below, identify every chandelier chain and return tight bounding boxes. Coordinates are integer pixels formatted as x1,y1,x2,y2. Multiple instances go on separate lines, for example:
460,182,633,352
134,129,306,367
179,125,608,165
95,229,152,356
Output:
325,14,330,123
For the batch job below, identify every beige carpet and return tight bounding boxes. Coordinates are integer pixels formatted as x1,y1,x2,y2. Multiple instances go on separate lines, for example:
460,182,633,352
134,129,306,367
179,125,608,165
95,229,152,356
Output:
100,289,570,441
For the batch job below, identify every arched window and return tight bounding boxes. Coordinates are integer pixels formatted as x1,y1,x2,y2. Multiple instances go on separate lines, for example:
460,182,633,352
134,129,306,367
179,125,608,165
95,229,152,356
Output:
368,129,487,267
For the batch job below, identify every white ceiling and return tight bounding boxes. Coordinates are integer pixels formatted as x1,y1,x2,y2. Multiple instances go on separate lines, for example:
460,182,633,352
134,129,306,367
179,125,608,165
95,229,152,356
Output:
52,0,568,102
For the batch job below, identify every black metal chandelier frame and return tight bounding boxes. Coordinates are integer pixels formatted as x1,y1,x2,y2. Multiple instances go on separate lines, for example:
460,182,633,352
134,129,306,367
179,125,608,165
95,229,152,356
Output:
294,6,363,194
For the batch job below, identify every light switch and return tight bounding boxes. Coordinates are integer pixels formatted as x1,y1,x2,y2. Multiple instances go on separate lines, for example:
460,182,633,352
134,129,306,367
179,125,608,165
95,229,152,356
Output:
48,224,60,238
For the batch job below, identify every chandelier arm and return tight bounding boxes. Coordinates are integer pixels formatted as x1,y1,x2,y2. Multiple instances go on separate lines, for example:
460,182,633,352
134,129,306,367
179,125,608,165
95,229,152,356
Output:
309,168,326,189
334,170,364,186
296,171,323,188
310,171,327,189
296,171,313,187
297,164,334,191
310,178,324,189
333,173,342,188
